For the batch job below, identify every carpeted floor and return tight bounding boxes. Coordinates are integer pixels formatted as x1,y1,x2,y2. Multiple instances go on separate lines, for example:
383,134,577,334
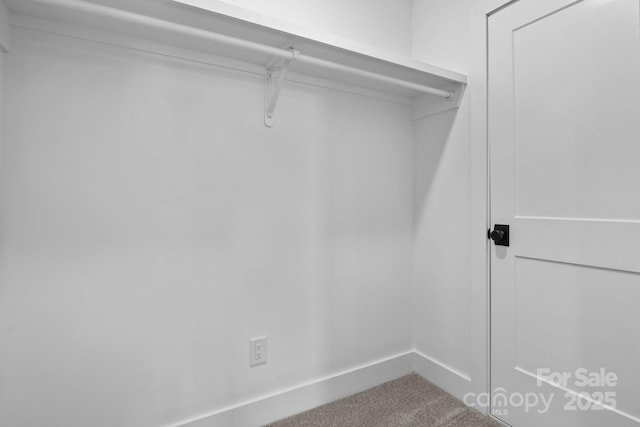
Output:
265,373,503,427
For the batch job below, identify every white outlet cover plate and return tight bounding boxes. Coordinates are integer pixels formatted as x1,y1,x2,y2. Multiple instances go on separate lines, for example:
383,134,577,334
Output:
249,336,267,367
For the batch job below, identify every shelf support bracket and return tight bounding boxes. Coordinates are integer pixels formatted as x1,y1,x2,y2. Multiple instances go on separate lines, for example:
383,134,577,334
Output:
265,48,299,127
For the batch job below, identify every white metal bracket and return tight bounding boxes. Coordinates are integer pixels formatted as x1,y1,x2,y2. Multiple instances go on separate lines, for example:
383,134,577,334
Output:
265,48,300,127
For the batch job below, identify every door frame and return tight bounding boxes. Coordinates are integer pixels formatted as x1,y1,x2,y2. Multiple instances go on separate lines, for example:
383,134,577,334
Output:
468,0,519,417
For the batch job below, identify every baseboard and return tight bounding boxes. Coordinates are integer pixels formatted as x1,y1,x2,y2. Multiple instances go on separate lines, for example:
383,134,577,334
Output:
412,350,472,402
172,351,415,427
169,350,475,427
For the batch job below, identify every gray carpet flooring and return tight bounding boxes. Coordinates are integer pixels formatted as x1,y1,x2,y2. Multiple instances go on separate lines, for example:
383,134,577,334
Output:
266,373,503,427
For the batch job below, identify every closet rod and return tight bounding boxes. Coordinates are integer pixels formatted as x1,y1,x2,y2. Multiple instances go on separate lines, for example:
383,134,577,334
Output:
36,0,454,99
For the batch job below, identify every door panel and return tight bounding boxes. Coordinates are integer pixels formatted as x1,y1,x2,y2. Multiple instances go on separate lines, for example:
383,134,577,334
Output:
489,0,640,426
512,0,640,220
515,257,640,413
515,217,640,273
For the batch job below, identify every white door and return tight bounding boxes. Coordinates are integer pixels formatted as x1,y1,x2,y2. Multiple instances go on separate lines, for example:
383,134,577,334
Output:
489,0,640,426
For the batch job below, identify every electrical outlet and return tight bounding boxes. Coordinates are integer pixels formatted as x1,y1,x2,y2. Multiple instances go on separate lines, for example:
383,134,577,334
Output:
249,336,267,367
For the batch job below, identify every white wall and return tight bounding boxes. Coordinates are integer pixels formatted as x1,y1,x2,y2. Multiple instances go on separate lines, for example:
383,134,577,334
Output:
0,0,484,424
411,0,477,398
0,51,3,187
0,26,414,427
0,0,9,53
175,0,413,56
411,0,471,74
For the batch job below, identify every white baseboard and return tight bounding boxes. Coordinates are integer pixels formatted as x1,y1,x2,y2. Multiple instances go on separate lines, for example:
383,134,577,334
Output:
168,351,475,427
172,351,415,427
412,350,472,402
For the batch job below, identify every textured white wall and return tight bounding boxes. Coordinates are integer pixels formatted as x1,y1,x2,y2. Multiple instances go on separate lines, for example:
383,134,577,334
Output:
175,0,413,55
0,27,414,427
412,0,475,386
